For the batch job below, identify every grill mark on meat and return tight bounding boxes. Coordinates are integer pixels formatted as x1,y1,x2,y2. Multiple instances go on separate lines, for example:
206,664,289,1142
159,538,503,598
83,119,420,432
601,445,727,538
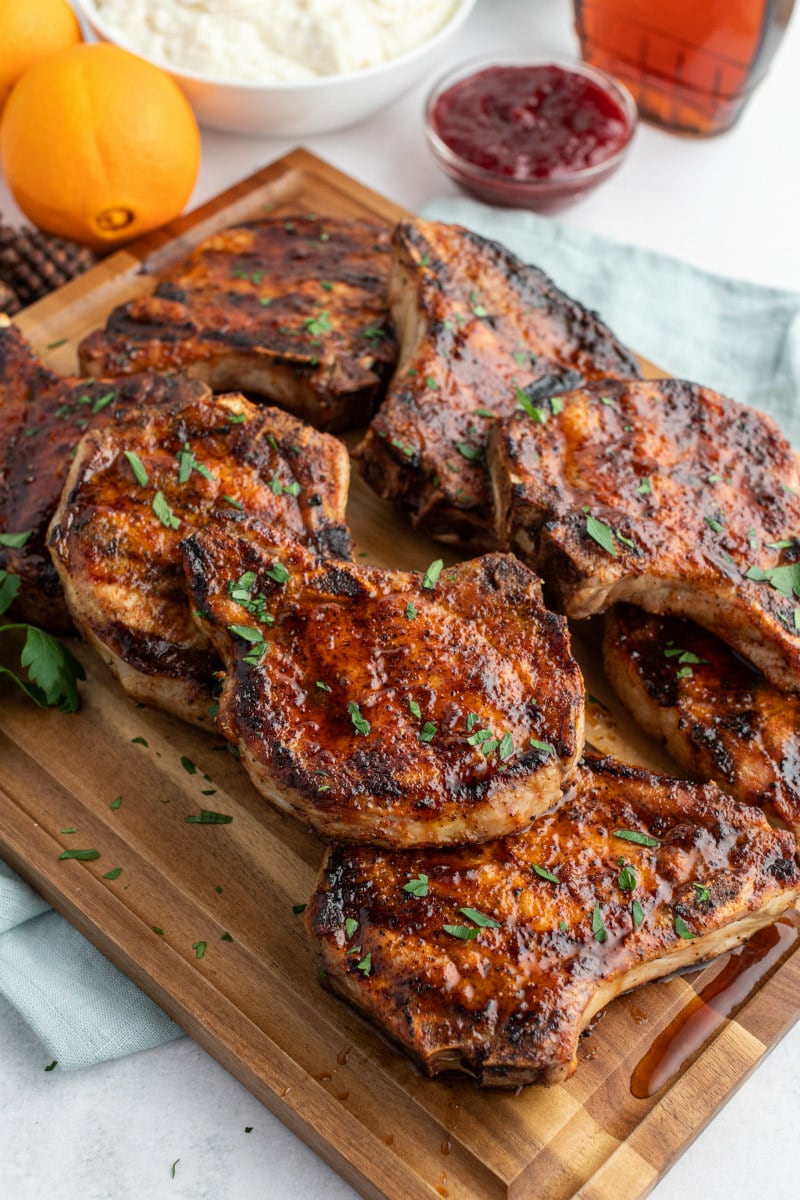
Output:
307,755,800,1086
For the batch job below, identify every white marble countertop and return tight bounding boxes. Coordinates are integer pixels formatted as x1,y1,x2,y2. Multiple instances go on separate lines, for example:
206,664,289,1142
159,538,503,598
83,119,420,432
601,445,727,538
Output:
1,1,799,1197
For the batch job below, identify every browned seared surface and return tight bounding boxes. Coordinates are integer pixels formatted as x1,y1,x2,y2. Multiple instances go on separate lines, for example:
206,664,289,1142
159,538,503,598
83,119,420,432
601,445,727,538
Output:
182,520,585,846
356,219,640,546
308,755,800,1086
490,377,800,691
78,217,397,432
49,392,351,726
0,320,210,632
604,604,800,847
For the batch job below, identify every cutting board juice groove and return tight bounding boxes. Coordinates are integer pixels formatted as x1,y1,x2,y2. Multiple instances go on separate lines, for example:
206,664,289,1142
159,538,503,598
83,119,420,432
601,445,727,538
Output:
2,149,800,1200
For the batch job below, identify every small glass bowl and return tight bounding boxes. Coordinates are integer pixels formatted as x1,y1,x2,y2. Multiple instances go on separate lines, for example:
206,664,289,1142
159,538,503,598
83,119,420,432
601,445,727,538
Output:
424,55,638,213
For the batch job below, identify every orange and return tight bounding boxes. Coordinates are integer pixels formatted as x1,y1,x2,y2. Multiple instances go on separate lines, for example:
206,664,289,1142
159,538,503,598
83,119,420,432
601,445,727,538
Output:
0,0,82,111
0,43,201,251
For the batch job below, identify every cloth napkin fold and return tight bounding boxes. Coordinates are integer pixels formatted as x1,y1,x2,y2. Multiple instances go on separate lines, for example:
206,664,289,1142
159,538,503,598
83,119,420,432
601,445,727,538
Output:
2,199,800,1071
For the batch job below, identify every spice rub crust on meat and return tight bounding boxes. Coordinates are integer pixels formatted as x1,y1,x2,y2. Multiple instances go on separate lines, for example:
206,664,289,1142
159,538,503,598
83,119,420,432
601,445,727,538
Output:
48,390,351,726
604,604,800,848
489,377,800,691
181,519,585,846
356,218,640,547
308,755,800,1087
78,216,398,432
0,319,212,633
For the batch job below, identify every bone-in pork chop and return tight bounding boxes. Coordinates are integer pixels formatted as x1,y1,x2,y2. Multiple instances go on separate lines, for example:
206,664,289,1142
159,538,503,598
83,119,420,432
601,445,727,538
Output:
0,318,211,632
78,217,397,432
308,755,800,1086
181,519,585,846
48,391,351,726
604,604,800,847
356,218,640,547
489,377,800,691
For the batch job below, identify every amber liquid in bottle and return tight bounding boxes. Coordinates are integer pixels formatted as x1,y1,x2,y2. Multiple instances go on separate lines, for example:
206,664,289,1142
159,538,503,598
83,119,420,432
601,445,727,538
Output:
573,0,795,134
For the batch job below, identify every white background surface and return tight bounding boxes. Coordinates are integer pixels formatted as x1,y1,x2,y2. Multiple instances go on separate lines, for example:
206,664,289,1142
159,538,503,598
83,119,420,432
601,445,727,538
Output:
1,1,800,1197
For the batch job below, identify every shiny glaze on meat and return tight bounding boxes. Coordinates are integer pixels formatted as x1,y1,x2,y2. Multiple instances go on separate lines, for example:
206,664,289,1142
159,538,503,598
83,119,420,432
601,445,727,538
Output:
308,755,800,1086
78,217,397,432
182,520,585,845
490,377,800,691
356,219,639,546
49,392,351,726
604,604,800,847
0,318,209,632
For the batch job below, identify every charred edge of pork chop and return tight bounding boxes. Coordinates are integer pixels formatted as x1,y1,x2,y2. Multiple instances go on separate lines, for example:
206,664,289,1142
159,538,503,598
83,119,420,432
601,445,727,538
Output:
77,217,398,433
48,391,352,728
0,320,215,632
356,217,641,547
603,604,800,847
488,377,800,691
308,754,800,1086
182,521,585,847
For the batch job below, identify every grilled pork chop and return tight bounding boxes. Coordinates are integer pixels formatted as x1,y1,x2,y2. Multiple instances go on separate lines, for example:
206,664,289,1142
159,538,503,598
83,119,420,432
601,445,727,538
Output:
356,218,640,547
604,604,800,846
490,377,800,691
308,754,800,1086
0,318,210,632
49,391,351,726
182,520,585,846
78,217,397,432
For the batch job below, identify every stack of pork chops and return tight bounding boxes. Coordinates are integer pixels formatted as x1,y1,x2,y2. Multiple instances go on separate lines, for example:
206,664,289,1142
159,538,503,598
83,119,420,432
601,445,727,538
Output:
2,213,799,1087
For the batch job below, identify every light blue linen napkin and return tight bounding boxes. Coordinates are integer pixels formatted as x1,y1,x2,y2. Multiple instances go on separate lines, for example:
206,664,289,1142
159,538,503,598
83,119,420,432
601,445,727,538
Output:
2,200,799,1070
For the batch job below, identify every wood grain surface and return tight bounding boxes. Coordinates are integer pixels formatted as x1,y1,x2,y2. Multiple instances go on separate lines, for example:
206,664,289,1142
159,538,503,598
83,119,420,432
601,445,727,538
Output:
1,149,798,1200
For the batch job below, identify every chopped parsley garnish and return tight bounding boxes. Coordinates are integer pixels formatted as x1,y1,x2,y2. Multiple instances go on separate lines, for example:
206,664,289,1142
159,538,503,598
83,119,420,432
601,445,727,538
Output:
529,738,555,756
177,444,215,484
675,666,694,679
344,917,358,940
227,412,247,424
184,810,233,824
356,952,372,975
422,559,444,590
0,586,85,711
316,680,331,693
222,494,244,510
419,721,437,743
550,396,564,416
123,450,149,487
110,796,122,810
585,514,618,557
745,561,800,598
0,529,32,548
91,391,116,414
693,882,711,904
152,491,180,530
303,310,332,336
228,623,265,644
664,647,707,665
443,924,478,940
613,829,660,847
617,861,637,892
466,712,479,732
348,701,370,736
455,441,483,462
44,1060,58,1071
404,601,417,620
457,906,500,928
266,561,290,585
475,407,497,418
425,375,439,390
402,873,428,898
103,867,122,880
532,864,559,884
591,903,608,943
635,477,652,496
58,848,99,861
192,941,207,959
131,736,148,746
674,915,695,940
705,515,724,533
391,439,415,458
180,756,196,775
469,291,489,318
497,732,514,761
632,900,645,931
292,903,307,915
515,385,548,423
408,698,422,720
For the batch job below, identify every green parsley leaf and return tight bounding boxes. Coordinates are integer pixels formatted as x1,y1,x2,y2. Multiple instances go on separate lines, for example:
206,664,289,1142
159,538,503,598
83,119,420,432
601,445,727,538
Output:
618,863,637,892
180,756,197,775
458,906,500,928
675,666,694,679
408,698,422,720
404,600,417,619
591,903,608,943
419,721,437,743
192,940,207,959
303,309,332,336
266,561,290,584
184,810,233,824
532,864,559,884
442,924,479,940
227,412,247,424
422,559,444,589
110,795,122,811
221,932,233,942
356,952,372,975
674,915,695,940
497,732,514,761
131,736,148,746
455,441,483,462
222,494,244,510
228,623,264,643
91,391,116,415
632,900,644,931
613,829,660,848
345,917,358,940
550,396,564,416
44,1060,58,1071
58,848,99,861
585,514,618,557
529,738,555,756
514,385,548,423
402,873,429,897
153,926,164,937
0,530,32,548
693,882,711,903
316,680,331,693
292,903,307,915
60,826,77,834
348,700,370,736
469,291,489,318
425,375,439,390
705,515,724,533
15,626,85,711
152,491,180,530
466,712,479,732
746,561,800,598
635,477,652,496
103,867,122,880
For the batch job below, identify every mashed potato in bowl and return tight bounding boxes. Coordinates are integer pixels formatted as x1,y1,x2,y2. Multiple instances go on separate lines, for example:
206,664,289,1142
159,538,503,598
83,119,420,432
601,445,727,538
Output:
92,0,460,82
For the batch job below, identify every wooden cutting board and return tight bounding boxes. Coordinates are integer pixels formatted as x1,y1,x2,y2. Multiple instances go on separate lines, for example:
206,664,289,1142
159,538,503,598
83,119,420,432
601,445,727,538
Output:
1,148,799,1200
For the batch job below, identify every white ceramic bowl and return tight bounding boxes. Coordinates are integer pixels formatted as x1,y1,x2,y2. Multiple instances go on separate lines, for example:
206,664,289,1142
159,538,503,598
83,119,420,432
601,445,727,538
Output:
77,0,478,137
